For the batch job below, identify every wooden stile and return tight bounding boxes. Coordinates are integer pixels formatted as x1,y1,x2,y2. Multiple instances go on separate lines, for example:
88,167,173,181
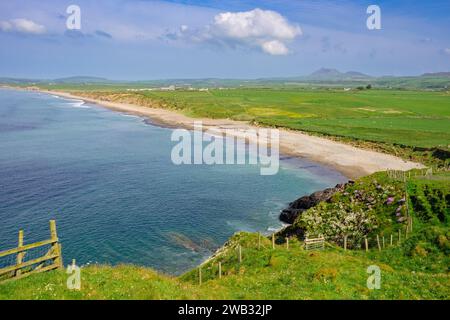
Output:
16,230,24,277
49,220,63,269
0,220,64,283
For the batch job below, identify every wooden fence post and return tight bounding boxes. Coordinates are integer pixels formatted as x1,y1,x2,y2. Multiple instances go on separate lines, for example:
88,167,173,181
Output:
218,262,222,279
376,235,381,251
16,230,24,277
272,234,275,250
238,245,242,263
286,237,289,250
382,236,385,249
258,232,261,250
398,229,401,244
49,220,63,269
390,234,393,246
198,267,202,285
364,237,368,252
344,235,347,251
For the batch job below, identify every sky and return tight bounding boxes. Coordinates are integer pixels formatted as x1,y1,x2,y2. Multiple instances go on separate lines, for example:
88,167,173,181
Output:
0,0,449,80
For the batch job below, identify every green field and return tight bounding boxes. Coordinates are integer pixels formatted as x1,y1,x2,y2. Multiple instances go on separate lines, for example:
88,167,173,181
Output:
71,88,450,150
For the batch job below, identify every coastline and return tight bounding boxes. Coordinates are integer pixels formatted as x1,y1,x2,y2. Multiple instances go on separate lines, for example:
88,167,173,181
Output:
5,86,425,179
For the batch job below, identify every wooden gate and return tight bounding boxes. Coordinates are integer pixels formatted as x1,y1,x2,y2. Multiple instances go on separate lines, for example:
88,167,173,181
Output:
304,236,325,250
0,220,63,283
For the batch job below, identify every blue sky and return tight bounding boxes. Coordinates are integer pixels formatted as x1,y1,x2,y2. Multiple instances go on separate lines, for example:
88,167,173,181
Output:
0,0,449,80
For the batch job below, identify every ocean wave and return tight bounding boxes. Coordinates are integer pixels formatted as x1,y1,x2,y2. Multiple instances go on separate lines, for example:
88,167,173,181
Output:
50,94,90,108
267,224,286,233
121,113,140,119
67,99,90,108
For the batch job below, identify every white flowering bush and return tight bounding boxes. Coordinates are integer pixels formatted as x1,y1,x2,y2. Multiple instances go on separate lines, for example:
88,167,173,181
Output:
299,202,376,247
291,172,408,248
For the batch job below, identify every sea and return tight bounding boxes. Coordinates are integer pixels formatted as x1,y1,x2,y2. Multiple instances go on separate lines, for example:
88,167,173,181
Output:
0,88,346,274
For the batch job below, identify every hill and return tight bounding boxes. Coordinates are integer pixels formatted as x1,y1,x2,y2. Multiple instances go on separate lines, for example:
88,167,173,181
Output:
306,68,372,81
1,68,450,89
53,76,110,84
422,72,450,78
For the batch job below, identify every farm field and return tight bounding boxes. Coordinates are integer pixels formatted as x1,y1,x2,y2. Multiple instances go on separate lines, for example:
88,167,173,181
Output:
68,88,450,150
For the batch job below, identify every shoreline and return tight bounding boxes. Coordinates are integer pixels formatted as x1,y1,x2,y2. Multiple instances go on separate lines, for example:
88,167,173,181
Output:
4,86,425,179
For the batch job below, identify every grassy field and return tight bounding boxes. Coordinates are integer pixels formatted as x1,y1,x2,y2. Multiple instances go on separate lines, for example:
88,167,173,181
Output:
0,234,448,300
69,88,450,150
1,171,448,300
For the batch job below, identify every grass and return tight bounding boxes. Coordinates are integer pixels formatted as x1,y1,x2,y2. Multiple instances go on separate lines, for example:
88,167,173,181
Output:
1,172,448,300
0,232,448,300
64,88,450,151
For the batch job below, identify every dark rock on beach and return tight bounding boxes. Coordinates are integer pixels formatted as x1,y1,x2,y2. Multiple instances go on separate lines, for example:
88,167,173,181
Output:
279,183,346,224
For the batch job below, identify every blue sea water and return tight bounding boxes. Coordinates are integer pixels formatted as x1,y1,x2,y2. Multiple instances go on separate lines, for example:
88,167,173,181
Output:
0,88,346,274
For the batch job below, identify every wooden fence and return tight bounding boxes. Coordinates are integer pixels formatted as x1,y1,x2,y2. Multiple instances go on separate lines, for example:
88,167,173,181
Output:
0,220,63,283
304,236,325,250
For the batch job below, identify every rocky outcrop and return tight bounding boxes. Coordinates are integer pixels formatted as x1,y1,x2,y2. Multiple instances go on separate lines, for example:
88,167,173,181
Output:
279,182,350,224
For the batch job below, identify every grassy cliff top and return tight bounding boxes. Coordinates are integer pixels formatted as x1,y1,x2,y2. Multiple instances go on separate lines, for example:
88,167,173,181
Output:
1,171,448,300
0,233,448,300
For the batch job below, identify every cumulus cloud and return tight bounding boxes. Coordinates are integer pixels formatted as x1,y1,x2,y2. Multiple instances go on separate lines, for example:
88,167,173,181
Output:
213,9,300,40
0,18,46,35
261,40,289,55
170,8,301,55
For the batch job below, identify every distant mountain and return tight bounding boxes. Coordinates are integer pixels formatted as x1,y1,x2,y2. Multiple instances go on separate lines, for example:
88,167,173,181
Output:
421,72,450,78
306,68,372,81
344,71,371,78
308,68,343,79
1,69,450,90
53,76,110,83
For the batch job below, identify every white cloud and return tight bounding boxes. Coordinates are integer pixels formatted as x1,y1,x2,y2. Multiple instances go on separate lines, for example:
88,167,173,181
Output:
261,40,289,55
173,8,301,55
444,48,450,55
213,9,301,40
0,18,46,34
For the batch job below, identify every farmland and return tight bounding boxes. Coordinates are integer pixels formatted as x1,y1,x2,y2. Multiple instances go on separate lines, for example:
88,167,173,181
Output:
68,88,450,150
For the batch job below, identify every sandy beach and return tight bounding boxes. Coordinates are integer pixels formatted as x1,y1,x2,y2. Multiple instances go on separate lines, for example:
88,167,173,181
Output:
28,88,424,178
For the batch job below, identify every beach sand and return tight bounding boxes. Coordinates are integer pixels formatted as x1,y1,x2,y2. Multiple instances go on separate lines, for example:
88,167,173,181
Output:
36,88,425,178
